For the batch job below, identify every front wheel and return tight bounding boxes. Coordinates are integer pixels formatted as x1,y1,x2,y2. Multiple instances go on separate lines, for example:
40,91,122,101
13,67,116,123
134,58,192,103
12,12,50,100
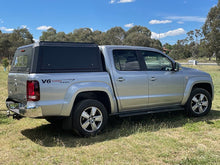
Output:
72,99,108,137
185,88,212,117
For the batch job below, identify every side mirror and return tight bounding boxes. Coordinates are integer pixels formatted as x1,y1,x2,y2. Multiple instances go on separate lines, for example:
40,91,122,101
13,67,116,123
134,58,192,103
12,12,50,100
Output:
174,62,181,71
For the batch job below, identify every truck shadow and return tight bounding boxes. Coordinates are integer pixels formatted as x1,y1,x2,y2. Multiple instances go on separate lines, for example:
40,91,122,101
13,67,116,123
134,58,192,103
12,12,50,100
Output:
21,110,220,148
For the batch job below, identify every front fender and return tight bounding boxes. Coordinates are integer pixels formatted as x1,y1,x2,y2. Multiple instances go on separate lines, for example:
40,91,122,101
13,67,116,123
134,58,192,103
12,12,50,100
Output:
60,81,117,116
181,76,213,105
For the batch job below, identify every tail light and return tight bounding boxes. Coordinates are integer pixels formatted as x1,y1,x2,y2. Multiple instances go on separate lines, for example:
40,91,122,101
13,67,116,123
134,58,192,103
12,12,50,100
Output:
27,80,40,101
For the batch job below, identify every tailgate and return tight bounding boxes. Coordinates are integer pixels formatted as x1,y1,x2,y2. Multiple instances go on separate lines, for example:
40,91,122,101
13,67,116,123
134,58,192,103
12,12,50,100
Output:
8,73,29,103
8,46,33,103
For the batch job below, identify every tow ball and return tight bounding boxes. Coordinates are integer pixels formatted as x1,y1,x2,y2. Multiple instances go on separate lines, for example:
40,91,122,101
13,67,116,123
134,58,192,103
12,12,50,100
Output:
6,110,23,120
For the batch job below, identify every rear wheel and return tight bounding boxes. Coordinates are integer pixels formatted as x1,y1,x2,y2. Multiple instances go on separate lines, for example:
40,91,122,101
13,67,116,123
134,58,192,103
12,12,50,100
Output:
72,99,108,137
185,88,212,117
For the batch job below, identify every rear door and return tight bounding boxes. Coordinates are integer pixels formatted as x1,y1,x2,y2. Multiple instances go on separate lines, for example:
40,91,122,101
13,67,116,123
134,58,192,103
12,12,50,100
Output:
111,49,148,112
8,46,33,103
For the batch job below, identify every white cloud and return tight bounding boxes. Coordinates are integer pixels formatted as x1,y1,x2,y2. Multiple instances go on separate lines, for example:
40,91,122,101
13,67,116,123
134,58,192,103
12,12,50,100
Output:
36,25,52,30
110,0,116,3
124,23,134,28
149,20,172,25
33,38,39,43
0,19,3,24
20,25,29,29
118,0,135,3
0,26,14,32
151,28,186,39
110,0,135,4
166,16,206,23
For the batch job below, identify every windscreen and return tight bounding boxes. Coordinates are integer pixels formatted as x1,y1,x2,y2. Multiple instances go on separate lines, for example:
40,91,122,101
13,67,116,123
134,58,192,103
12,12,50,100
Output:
10,47,33,73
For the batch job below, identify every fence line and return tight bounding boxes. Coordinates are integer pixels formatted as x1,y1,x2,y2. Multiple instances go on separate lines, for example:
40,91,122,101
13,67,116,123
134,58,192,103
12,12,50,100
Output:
180,63,218,66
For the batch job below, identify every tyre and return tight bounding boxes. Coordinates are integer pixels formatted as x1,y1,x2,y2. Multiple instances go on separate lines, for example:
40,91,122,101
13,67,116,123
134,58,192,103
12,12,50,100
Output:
185,88,212,117
72,99,108,137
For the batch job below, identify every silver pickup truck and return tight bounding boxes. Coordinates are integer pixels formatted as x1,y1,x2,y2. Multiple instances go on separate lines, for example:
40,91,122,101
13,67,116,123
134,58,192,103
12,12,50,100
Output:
6,41,214,136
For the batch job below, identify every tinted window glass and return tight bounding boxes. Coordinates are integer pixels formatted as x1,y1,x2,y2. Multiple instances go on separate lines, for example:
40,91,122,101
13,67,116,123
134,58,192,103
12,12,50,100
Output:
10,47,32,73
139,51,173,71
113,50,140,71
39,46,102,72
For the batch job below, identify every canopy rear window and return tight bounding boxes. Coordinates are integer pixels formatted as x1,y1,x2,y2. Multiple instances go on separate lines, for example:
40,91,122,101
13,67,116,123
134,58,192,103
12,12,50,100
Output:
10,47,33,73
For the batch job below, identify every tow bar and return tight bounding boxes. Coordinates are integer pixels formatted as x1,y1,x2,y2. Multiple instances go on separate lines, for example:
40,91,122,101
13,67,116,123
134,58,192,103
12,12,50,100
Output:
6,110,23,120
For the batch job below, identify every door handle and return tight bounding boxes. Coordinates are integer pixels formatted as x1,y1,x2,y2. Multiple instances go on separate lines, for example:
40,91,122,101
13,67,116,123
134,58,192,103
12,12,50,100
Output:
117,77,125,82
150,77,157,81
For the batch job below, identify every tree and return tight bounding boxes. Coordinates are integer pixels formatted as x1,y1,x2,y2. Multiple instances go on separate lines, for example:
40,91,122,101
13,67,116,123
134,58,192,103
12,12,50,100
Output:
0,28,33,60
198,40,211,58
163,43,173,54
92,30,106,45
124,33,151,47
203,0,220,62
195,29,202,44
126,25,151,37
72,28,94,42
0,38,11,59
8,28,34,59
40,28,57,41
150,39,162,51
124,25,153,47
54,32,68,41
105,27,126,45
10,28,34,45
169,40,191,60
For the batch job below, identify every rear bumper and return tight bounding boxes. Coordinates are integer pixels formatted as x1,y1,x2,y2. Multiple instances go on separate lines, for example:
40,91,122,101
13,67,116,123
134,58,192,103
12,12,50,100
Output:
6,101,42,118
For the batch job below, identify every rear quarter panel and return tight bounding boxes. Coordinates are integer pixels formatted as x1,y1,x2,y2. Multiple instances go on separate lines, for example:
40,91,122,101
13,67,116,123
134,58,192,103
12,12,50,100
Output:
28,72,116,116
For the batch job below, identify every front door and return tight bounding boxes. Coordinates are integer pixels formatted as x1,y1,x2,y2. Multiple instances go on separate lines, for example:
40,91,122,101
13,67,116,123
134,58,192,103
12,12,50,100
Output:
139,50,184,107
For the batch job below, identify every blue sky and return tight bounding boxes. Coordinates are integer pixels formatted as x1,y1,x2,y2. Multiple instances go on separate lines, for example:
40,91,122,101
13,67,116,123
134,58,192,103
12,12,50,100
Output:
0,0,218,44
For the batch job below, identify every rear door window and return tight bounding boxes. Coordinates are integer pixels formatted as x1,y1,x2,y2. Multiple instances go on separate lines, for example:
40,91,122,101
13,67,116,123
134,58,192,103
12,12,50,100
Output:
10,47,33,73
113,50,141,71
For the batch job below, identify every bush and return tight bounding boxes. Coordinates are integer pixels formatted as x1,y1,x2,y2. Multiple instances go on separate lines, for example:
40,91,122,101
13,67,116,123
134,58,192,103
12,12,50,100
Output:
1,58,9,69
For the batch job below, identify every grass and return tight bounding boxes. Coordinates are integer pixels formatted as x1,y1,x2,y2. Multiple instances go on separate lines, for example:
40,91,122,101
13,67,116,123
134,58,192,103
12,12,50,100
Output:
0,65,220,164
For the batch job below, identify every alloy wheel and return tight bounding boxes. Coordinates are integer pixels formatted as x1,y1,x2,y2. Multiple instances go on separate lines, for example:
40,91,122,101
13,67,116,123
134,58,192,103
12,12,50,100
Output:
80,106,103,133
191,93,209,114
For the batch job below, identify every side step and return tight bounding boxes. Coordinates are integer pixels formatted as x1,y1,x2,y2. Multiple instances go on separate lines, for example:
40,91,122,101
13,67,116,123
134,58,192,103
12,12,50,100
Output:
117,106,185,118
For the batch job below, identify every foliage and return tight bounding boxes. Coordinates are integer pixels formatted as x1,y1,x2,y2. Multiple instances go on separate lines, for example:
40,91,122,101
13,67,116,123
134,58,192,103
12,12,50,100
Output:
163,43,173,54
1,58,9,68
126,25,151,37
0,26,163,60
124,32,151,47
105,27,126,45
0,28,34,60
39,25,162,50
1,1,220,63
203,0,220,63
167,29,205,60
162,0,220,63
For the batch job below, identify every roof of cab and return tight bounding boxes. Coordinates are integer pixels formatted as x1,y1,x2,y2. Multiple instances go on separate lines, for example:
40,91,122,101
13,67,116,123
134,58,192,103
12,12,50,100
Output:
99,45,165,55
